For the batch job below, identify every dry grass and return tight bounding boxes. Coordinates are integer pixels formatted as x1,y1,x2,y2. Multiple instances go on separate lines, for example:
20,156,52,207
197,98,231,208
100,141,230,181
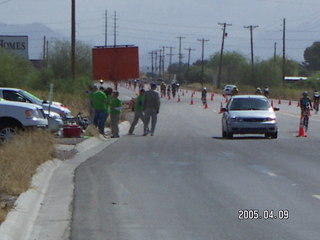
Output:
0,130,55,223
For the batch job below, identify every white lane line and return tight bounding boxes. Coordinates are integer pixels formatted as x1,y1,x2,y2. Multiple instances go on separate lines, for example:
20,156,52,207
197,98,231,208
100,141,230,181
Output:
262,170,277,177
312,195,320,200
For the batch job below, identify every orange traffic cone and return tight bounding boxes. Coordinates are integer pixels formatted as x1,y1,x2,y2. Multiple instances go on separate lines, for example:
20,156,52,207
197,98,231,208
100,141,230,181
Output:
278,99,282,104
204,103,208,109
182,91,185,96
297,101,300,107
289,99,292,106
190,96,194,105
177,95,181,102
219,102,223,113
297,117,307,137
210,93,215,101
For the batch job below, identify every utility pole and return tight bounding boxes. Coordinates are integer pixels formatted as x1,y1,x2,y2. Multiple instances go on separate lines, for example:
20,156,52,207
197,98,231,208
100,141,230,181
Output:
148,51,155,79
176,36,185,81
274,42,277,70
43,36,46,60
113,11,117,47
184,47,196,70
198,38,209,88
282,18,286,82
166,46,175,82
244,25,259,66
161,46,166,79
105,10,108,46
71,0,76,80
154,50,158,77
159,49,162,77
217,22,232,89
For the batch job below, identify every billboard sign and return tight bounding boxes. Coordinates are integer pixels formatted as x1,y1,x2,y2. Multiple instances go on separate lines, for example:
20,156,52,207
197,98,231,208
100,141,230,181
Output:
0,35,28,59
92,45,139,81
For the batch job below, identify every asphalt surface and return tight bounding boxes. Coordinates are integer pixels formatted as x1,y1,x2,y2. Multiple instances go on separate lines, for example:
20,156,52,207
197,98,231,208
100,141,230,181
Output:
71,86,320,240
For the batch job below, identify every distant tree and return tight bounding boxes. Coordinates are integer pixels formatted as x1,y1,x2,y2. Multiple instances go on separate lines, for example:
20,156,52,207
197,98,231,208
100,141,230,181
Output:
0,49,38,88
208,51,250,86
303,41,320,71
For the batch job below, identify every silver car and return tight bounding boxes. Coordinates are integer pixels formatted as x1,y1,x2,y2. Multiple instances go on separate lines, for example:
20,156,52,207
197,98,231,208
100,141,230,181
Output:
221,95,279,139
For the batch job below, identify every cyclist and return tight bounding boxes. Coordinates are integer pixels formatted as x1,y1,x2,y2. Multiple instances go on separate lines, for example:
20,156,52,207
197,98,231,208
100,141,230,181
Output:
313,89,320,113
300,91,313,131
255,87,262,95
201,87,207,105
263,86,270,98
231,87,239,96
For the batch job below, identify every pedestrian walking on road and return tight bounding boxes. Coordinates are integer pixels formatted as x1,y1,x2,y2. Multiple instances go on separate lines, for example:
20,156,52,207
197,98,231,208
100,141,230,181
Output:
143,83,160,136
110,91,122,138
129,89,145,135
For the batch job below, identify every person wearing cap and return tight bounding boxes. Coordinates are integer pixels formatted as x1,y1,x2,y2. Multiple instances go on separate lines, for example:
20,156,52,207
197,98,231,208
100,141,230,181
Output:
143,83,160,136
128,89,145,135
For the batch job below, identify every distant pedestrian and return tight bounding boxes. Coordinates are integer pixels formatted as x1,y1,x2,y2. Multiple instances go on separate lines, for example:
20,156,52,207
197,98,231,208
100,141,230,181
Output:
110,91,122,138
90,87,108,135
128,89,145,135
103,87,113,134
143,83,160,136
86,85,97,124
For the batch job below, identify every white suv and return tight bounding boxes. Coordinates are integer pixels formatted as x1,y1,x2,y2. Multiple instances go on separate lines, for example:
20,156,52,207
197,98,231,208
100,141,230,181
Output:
0,99,48,141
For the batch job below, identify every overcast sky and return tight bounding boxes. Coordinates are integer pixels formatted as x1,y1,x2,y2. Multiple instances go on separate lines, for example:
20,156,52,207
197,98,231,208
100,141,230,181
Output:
1,0,320,67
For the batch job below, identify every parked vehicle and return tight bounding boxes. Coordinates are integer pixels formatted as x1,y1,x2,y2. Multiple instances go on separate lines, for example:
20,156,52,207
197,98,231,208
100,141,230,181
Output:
0,99,48,141
0,87,72,119
221,95,279,139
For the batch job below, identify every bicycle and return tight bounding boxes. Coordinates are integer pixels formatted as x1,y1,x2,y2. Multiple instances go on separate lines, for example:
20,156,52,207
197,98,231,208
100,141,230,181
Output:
313,99,319,114
301,107,311,132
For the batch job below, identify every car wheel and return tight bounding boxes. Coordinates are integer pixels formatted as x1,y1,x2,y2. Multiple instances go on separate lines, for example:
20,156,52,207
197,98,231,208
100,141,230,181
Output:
226,132,233,139
0,125,17,141
222,129,227,138
265,132,278,139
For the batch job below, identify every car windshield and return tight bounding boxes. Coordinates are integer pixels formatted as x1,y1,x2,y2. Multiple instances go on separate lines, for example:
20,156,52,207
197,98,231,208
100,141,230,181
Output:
229,98,270,110
20,90,43,105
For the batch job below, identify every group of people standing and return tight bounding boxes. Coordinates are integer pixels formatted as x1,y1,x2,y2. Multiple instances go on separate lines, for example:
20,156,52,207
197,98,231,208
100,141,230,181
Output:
88,85,122,138
87,82,161,138
129,82,161,136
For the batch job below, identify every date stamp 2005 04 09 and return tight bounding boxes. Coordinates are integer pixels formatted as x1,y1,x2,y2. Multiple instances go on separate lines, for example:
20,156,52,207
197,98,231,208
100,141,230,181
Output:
238,209,289,220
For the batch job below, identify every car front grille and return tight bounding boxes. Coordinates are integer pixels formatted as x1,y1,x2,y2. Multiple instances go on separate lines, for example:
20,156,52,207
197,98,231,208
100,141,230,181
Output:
243,118,265,122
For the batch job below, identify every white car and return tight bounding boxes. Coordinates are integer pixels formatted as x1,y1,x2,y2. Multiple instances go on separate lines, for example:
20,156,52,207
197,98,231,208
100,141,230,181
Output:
221,95,279,139
0,99,48,141
223,85,237,96
0,87,72,119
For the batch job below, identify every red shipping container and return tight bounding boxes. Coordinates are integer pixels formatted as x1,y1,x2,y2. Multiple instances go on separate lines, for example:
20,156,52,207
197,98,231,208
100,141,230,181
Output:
63,125,81,138
92,46,139,81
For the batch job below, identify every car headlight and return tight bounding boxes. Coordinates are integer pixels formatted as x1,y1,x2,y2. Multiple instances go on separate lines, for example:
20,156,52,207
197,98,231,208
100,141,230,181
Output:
264,117,276,122
230,116,243,122
25,109,39,119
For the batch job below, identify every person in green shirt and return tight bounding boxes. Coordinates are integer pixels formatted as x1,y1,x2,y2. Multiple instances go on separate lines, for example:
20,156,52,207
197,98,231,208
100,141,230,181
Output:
110,91,122,138
102,87,113,134
128,89,145,135
90,87,107,135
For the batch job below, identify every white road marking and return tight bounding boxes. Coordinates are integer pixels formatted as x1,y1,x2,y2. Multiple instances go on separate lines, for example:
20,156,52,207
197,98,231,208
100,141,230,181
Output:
262,170,277,177
312,195,320,200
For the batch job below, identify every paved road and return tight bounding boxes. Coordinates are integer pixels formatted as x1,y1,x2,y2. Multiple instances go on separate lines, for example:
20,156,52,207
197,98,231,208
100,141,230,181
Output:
71,86,320,240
